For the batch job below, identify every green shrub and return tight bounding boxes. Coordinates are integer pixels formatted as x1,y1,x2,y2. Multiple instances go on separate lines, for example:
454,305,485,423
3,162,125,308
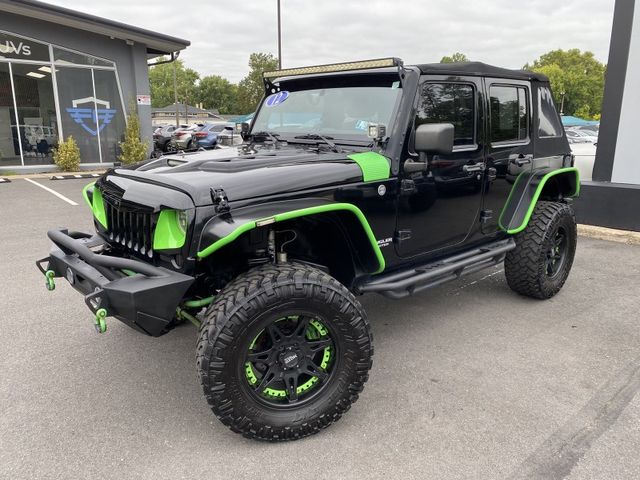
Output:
118,107,148,165
53,136,81,172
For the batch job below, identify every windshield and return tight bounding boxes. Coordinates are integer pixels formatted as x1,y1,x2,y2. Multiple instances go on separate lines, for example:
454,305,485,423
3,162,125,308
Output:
251,74,403,141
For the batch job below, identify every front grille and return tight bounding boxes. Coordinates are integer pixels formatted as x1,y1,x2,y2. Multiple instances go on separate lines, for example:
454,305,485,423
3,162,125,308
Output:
100,183,156,258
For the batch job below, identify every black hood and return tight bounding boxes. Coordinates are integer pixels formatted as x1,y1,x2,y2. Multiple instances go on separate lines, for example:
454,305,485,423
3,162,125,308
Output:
104,144,366,207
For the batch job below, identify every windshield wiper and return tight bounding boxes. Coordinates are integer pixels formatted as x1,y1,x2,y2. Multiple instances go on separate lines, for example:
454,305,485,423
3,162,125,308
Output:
293,134,342,153
251,131,284,145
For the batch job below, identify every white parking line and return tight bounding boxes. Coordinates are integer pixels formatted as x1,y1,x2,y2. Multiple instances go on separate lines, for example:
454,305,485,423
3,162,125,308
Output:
24,178,78,206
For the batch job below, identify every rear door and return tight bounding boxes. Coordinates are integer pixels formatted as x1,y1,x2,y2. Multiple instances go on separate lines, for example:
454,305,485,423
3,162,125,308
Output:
481,78,534,234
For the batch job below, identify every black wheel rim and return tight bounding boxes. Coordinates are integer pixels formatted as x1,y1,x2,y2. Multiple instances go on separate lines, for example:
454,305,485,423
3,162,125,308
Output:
243,315,336,407
545,226,568,278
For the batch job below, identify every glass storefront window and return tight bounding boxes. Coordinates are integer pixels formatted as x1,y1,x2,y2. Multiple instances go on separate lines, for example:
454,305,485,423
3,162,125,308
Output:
0,62,22,166
0,31,128,167
56,67,102,163
0,31,50,63
94,69,126,163
10,63,58,166
53,47,113,67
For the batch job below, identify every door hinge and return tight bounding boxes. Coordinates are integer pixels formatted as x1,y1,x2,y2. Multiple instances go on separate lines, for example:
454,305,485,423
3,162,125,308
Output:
210,187,230,213
400,179,417,195
480,209,493,224
395,229,412,243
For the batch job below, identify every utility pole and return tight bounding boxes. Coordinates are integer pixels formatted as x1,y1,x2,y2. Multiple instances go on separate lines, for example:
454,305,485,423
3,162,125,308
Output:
560,91,566,116
173,60,180,126
277,0,282,69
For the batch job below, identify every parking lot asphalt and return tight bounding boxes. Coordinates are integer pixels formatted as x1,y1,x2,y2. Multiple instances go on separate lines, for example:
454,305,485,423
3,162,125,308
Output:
1,178,640,480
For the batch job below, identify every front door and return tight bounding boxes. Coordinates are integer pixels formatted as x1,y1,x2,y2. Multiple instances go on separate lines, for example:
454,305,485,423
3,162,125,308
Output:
395,76,485,258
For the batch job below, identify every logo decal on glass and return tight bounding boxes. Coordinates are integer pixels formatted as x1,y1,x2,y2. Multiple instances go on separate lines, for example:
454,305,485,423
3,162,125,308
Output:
66,97,116,136
265,91,289,107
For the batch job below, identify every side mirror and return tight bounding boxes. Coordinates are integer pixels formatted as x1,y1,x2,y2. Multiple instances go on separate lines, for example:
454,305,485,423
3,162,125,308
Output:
414,123,454,155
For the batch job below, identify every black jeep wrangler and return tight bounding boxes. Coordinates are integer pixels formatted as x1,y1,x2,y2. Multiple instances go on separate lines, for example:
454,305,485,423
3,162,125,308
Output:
37,58,579,441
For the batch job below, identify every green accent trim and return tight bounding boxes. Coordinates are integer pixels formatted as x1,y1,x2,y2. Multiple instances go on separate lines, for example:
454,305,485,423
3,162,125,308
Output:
153,210,187,250
176,307,202,328
347,151,391,182
121,269,137,277
82,181,95,208
197,203,386,274
45,270,56,291
182,296,215,308
507,167,580,235
94,308,107,334
91,187,108,229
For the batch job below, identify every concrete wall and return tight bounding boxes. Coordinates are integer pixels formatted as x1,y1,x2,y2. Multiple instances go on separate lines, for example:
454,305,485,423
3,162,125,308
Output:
0,11,153,150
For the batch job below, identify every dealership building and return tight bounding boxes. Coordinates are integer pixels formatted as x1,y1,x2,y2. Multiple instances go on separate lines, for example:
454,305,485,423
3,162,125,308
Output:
0,0,189,171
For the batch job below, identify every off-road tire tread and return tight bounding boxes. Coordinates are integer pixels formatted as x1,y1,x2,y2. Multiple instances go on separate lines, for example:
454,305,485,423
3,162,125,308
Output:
504,201,577,299
196,262,373,441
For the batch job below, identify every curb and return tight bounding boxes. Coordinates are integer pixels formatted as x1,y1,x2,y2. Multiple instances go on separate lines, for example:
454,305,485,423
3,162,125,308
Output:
578,224,640,246
0,170,106,180
50,173,102,180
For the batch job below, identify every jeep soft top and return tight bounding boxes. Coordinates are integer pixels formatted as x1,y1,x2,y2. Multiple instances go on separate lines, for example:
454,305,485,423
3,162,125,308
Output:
37,57,579,441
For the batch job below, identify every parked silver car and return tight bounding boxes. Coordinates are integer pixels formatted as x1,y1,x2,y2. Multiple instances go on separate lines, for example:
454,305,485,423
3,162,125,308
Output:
168,124,204,151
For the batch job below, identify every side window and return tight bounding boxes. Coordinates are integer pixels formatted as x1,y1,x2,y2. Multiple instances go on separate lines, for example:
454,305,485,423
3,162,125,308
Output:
538,86,563,137
416,82,475,147
489,85,529,144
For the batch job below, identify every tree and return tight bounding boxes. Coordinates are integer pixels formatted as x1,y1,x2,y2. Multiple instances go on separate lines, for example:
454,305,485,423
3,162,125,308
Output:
440,52,469,63
524,49,606,119
236,52,279,114
119,105,148,165
148,58,199,108
53,136,81,171
196,75,238,114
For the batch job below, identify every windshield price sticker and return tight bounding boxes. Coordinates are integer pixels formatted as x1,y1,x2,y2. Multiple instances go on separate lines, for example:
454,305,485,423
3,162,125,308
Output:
265,91,290,107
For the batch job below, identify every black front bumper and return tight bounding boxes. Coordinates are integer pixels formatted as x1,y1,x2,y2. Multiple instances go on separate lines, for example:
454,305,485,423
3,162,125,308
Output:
37,229,194,336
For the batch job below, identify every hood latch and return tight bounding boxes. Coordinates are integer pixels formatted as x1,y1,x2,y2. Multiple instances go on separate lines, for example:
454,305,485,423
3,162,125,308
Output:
210,187,230,213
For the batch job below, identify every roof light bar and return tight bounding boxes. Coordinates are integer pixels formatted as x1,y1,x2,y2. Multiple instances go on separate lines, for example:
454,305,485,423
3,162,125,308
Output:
263,57,403,79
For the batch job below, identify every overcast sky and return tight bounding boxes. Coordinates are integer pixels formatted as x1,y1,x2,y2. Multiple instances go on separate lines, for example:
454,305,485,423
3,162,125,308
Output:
51,0,615,83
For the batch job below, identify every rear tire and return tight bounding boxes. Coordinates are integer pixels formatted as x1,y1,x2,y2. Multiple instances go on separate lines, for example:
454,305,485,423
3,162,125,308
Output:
196,262,373,441
504,201,577,299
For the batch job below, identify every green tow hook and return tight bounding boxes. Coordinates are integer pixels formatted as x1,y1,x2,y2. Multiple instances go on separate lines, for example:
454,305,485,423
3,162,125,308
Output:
94,308,108,334
45,270,56,291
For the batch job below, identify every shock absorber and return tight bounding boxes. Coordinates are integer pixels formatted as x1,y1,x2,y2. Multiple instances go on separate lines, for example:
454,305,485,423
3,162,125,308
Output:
268,229,276,263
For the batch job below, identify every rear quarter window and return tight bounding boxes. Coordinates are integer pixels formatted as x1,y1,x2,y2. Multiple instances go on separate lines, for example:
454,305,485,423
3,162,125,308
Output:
537,86,563,138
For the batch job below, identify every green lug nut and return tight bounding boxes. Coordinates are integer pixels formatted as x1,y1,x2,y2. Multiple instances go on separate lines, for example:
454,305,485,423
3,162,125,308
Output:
45,270,56,291
94,308,108,334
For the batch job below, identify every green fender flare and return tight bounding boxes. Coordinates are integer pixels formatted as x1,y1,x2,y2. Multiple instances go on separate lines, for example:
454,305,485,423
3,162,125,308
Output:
499,167,580,234
196,203,386,274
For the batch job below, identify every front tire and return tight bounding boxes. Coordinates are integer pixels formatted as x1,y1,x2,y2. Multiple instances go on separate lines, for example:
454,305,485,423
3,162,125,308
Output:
504,201,577,299
196,262,373,441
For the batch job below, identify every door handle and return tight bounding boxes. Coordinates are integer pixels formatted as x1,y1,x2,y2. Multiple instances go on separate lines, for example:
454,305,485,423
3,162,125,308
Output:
462,163,484,174
509,154,533,167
